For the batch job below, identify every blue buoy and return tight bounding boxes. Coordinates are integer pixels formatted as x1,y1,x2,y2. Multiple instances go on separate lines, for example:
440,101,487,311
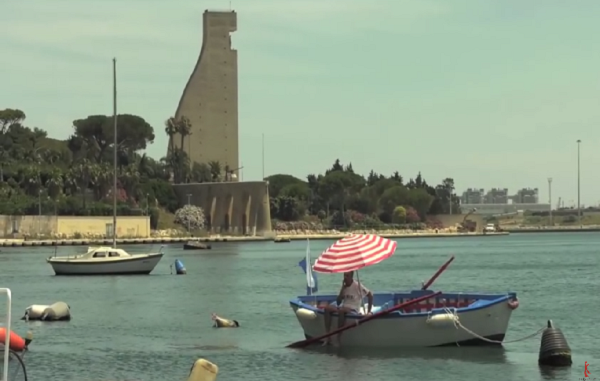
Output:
174,259,186,275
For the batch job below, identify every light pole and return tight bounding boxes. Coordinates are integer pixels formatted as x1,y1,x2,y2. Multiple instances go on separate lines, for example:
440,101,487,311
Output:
262,133,265,180
38,189,42,235
547,178,552,225
577,139,581,226
186,194,192,232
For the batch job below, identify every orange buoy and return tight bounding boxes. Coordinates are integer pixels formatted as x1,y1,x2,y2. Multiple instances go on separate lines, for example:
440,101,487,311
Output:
0,328,27,352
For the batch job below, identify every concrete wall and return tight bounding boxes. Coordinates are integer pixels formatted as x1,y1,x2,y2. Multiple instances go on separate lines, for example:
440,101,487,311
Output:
173,181,272,235
0,216,150,238
171,10,239,175
433,214,486,232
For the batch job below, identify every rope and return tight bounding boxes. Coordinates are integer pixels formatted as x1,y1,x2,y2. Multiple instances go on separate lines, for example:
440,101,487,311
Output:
441,308,545,345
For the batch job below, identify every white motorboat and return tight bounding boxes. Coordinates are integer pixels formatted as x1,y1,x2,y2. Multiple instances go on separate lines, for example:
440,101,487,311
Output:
47,246,164,275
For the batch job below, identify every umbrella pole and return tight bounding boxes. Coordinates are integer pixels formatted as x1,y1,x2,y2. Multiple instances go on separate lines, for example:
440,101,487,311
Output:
356,270,365,313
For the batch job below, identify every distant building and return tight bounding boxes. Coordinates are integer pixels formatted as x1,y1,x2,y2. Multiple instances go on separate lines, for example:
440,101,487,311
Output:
512,188,539,204
460,188,485,204
458,186,545,215
459,203,550,216
484,188,509,204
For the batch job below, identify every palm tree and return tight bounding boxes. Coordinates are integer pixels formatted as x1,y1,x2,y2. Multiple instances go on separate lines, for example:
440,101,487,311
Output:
17,165,41,196
208,161,221,182
165,117,177,154
177,116,192,151
71,159,92,209
191,162,211,183
118,165,141,202
90,163,112,201
46,168,64,199
166,150,190,184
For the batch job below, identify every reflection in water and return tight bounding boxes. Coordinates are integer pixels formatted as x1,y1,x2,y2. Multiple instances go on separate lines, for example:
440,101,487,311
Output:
318,346,509,365
538,365,572,380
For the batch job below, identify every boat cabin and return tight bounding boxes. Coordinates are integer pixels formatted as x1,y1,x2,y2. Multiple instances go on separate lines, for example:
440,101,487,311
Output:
84,247,132,259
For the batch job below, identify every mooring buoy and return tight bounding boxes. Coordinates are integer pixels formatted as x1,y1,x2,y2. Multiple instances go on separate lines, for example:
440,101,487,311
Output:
538,320,572,367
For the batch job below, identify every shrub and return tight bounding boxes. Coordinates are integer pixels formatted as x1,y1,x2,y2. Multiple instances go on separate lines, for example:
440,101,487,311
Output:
392,206,406,224
174,204,206,230
405,206,420,223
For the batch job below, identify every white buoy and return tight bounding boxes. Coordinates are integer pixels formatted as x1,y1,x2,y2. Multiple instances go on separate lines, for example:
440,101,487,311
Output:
187,358,219,381
41,302,71,321
295,308,317,320
426,313,458,328
22,304,50,320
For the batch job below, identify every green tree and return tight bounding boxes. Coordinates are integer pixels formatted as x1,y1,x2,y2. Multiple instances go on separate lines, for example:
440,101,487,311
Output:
191,162,211,183
392,206,407,224
379,185,409,219
71,114,155,163
0,108,26,134
407,188,434,218
265,174,306,198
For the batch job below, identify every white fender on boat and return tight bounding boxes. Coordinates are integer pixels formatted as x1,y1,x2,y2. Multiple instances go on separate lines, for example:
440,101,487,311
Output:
426,313,458,328
296,308,317,320
22,304,50,321
187,358,219,381
41,301,71,321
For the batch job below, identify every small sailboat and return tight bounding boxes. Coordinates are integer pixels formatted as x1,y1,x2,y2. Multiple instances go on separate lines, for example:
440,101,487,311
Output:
46,59,163,276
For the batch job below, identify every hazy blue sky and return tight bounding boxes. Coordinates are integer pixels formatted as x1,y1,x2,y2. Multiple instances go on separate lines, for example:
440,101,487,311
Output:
3,0,600,206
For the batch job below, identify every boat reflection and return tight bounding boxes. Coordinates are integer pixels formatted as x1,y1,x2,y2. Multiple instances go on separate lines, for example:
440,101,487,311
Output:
538,365,572,380
306,346,509,365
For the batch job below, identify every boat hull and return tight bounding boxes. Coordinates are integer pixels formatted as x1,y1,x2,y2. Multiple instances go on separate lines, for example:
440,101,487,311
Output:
47,254,163,275
289,291,516,348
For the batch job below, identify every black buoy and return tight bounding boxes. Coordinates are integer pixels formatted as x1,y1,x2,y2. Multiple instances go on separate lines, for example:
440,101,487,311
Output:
538,320,572,367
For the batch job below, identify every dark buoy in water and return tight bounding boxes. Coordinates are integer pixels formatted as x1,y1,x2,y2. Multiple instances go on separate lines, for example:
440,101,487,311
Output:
538,320,572,367
174,259,186,275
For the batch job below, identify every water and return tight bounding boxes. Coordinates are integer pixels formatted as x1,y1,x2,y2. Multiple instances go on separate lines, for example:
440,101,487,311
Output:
1,233,598,381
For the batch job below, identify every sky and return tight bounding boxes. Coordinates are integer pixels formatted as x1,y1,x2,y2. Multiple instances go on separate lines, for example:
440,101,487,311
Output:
3,0,600,206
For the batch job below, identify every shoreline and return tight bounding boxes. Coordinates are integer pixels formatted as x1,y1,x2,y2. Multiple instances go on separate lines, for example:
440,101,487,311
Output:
0,232,509,247
1,227,599,247
505,227,600,233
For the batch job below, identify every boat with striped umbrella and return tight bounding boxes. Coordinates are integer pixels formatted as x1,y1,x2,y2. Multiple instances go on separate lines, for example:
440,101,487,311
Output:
288,235,521,348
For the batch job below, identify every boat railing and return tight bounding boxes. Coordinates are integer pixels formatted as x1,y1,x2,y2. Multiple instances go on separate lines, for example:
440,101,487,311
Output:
1,288,11,381
0,288,28,381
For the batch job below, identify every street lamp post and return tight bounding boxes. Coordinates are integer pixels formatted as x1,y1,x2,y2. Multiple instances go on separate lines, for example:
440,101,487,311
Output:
186,193,192,232
577,139,581,226
38,189,42,235
145,193,150,215
547,178,552,226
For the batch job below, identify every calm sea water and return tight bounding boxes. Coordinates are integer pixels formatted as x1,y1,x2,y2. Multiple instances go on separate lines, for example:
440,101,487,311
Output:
1,233,598,381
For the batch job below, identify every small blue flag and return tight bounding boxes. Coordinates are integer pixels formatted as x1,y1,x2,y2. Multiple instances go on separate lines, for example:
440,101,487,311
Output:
298,240,318,295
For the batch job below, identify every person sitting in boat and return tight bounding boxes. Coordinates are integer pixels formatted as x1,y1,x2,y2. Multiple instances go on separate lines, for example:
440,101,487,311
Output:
322,271,373,344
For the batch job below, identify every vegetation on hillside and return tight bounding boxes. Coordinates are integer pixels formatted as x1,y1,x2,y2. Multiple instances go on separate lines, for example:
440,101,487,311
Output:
0,107,461,231
265,160,460,230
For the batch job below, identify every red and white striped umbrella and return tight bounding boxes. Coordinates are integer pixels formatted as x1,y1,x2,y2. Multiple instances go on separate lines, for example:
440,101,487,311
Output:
312,234,397,273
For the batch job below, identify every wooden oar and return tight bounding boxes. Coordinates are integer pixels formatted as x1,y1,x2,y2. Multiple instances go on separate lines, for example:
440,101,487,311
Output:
286,291,442,348
421,255,454,290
